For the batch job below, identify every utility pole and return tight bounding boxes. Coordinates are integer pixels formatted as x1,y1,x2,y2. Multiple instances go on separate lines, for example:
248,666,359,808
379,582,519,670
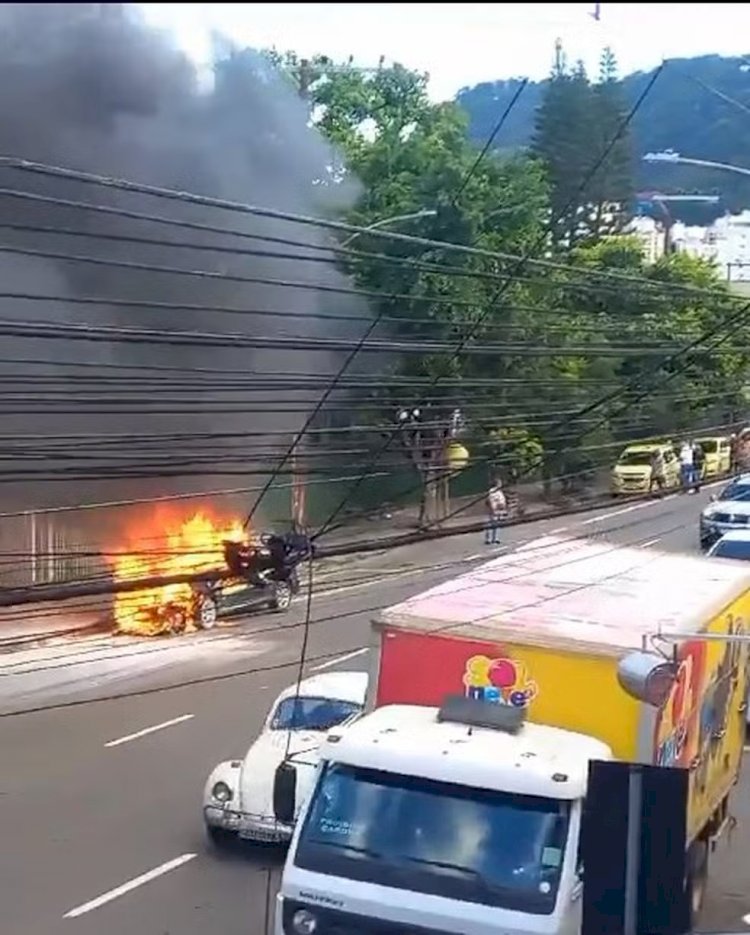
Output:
396,406,464,527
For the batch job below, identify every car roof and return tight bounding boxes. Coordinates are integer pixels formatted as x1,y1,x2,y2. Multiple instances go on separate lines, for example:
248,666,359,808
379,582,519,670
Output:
274,670,368,706
622,443,664,452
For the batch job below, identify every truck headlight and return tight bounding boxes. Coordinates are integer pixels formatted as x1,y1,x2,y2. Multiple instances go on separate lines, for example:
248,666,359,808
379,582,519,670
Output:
292,909,318,934
212,781,232,803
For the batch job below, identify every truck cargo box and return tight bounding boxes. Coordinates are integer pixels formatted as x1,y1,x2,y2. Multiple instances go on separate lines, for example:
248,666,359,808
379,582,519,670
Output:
371,535,750,842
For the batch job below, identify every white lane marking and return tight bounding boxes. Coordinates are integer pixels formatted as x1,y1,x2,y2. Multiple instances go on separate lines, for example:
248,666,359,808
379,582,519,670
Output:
310,648,369,672
742,912,750,926
579,501,653,526
63,853,196,918
104,714,194,748
549,526,569,535
640,537,662,548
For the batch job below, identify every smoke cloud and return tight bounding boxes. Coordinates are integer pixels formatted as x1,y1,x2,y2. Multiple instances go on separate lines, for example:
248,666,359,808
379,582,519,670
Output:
0,3,367,524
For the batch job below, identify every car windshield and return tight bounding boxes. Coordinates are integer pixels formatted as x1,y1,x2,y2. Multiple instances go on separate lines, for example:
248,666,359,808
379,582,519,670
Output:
294,763,570,914
696,439,717,453
718,483,750,502
710,539,750,561
617,450,654,466
270,696,361,732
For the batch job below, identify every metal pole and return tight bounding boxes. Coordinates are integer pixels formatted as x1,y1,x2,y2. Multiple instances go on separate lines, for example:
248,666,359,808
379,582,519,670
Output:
46,516,54,584
29,511,38,586
623,765,643,935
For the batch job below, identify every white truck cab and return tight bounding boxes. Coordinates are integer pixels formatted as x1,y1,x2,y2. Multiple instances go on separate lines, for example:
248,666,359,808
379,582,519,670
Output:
274,699,612,935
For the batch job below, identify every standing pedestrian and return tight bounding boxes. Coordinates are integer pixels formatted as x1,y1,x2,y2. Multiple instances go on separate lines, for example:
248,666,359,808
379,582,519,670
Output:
485,478,507,546
649,449,665,496
730,433,740,475
693,442,705,493
679,441,695,493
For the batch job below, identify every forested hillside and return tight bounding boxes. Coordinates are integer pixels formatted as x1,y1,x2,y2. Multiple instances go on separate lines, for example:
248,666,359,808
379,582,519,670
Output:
456,54,750,219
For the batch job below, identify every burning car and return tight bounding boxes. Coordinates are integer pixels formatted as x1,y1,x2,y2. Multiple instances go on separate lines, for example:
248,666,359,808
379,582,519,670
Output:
112,513,310,638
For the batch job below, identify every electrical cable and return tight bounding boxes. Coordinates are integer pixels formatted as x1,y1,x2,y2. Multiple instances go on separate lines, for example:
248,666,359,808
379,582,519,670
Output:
313,66,667,539
241,77,532,531
4,133,744,311
453,80,529,202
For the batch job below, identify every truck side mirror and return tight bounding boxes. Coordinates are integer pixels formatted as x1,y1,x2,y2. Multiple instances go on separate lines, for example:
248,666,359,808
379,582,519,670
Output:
273,761,297,825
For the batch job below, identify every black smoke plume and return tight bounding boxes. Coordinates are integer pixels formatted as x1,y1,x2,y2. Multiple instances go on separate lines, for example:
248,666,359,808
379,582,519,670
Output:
0,3,366,528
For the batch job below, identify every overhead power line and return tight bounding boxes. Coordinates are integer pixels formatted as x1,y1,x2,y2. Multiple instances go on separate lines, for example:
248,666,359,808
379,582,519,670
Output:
314,66,666,539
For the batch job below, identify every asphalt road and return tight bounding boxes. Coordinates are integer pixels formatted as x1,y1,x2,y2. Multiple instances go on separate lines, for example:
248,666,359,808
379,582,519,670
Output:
2,483,749,935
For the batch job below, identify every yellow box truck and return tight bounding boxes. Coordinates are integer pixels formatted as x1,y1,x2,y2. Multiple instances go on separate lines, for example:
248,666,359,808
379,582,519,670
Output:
274,535,750,935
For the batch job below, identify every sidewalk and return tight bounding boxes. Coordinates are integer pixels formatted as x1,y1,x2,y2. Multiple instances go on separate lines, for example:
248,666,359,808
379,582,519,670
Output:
0,600,107,649
320,477,603,549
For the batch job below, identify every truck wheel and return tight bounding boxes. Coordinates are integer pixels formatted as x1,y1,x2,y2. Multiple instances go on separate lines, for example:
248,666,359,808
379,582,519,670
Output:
687,838,709,925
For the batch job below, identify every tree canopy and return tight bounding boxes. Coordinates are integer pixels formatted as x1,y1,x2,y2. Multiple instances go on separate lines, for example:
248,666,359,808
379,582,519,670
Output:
458,51,750,219
266,52,750,520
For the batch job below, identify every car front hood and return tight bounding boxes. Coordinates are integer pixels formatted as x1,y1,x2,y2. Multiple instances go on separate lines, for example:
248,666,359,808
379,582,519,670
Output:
704,501,750,520
238,729,323,819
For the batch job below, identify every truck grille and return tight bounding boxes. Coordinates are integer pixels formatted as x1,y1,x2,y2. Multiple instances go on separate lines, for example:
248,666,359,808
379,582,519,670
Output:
282,900,457,935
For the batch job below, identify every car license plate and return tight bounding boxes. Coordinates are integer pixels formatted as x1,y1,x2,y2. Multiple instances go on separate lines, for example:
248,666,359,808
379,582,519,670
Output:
239,825,277,842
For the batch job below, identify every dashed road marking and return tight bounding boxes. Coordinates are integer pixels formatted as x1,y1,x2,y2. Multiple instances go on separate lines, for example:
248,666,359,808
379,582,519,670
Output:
104,714,194,749
63,853,196,918
309,648,369,672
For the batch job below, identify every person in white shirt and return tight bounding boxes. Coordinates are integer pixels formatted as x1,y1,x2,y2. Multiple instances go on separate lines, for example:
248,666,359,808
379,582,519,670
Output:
485,479,507,545
679,441,695,493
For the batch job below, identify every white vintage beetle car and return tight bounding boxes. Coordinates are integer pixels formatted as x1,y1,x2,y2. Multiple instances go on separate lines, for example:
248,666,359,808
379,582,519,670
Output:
203,670,367,846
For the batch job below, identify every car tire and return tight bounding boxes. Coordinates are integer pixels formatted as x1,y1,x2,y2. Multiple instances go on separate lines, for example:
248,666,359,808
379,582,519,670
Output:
196,595,219,630
270,581,293,613
205,823,234,850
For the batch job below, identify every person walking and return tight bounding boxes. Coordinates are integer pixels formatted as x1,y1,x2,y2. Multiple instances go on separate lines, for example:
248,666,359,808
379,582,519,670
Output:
649,449,666,496
693,441,705,493
485,478,507,546
679,440,695,493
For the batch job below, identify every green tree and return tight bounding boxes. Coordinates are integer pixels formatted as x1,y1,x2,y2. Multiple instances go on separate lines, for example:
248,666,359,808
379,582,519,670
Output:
282,56,553,519
587,48,634,237
265,52,750,521
532,49,593,246
533,43,635,246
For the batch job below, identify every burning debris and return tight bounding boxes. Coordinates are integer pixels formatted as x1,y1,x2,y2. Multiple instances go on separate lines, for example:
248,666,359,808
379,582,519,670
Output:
112,511,244,637
110,510,312,638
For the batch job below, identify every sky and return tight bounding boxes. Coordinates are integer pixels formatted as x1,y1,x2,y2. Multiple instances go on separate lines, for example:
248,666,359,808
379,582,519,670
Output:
138,2,750,101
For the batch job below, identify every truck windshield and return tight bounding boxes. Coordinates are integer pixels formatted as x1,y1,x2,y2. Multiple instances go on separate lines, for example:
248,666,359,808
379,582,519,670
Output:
294,763,570,914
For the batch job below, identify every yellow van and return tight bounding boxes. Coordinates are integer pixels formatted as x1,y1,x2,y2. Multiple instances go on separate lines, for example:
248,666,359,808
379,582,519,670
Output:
694,435,732,478
610,441,679,495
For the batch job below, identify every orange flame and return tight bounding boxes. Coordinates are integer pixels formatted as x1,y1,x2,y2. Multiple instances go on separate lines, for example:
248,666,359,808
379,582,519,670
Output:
111,511,244,636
